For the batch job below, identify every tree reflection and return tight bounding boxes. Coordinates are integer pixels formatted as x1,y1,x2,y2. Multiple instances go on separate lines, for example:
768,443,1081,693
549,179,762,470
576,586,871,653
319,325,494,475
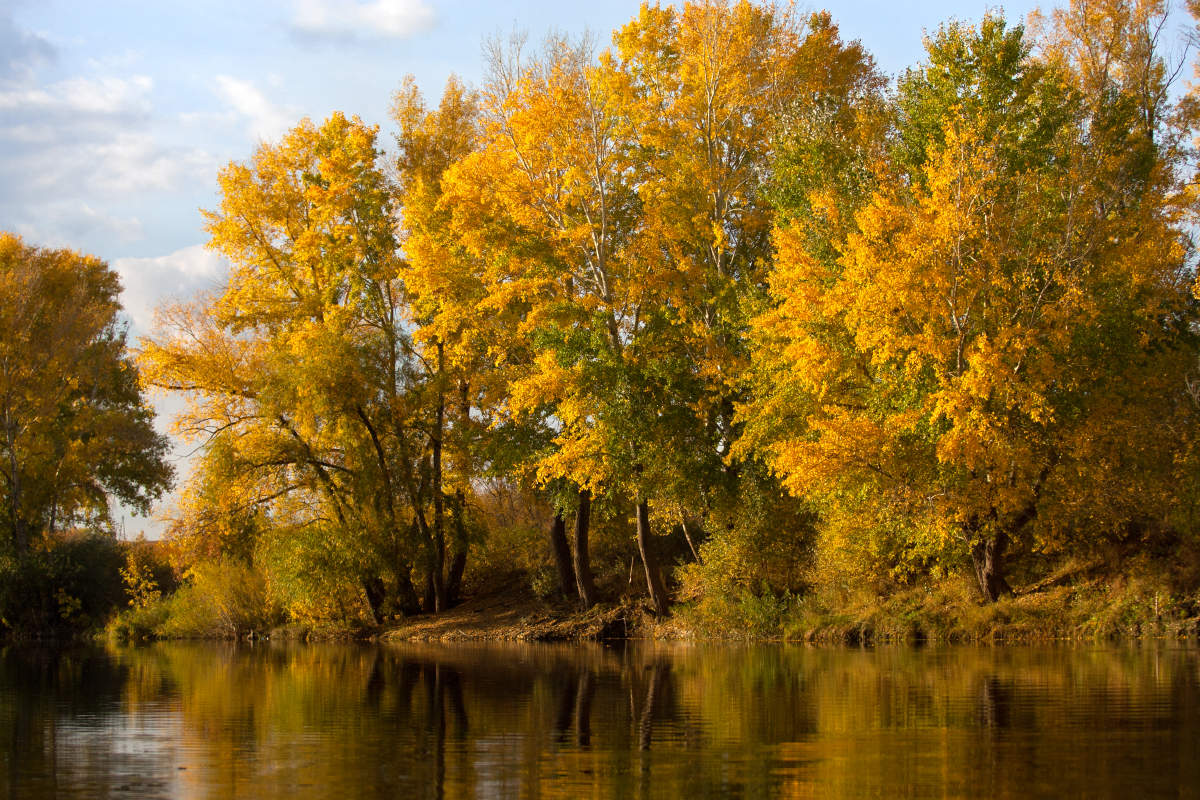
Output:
0,643,1197,799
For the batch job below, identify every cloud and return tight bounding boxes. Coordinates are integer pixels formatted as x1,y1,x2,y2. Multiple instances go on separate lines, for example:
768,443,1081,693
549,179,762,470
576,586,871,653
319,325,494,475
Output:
291,0,434,41
214,75,297,142
0,71,216,247
111,244,228,334
0,3,54,83
0,74,154,114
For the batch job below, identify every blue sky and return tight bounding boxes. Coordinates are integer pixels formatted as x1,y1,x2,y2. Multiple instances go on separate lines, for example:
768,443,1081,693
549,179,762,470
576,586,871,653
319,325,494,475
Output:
8,0,1191,534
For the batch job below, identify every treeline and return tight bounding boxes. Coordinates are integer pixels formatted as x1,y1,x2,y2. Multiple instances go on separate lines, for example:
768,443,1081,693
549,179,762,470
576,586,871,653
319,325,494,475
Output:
139,0,1200,631
6,0,1200,639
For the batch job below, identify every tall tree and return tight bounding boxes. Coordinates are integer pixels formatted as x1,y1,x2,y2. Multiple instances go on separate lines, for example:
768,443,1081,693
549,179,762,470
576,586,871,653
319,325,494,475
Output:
0,234,171,554
392,75,489,611
607,2,847,611
441,31,640,608
142,113,426,621
746,11,1197,601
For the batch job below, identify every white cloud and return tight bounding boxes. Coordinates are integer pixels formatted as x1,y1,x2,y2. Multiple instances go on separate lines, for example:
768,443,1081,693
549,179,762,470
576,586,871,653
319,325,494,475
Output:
0,73,153,115
9,203,142,252
0,70,216,247
291,0,434,40
214,75,297,142
77,205,144,242
111,244,228,334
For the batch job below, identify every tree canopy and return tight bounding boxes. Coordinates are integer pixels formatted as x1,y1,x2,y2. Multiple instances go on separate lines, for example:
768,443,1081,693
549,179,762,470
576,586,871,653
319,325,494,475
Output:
0,234,172,555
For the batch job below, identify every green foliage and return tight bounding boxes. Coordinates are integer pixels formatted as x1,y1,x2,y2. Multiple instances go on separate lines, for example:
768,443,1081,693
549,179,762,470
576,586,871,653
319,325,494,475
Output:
157,560,279,638
107,599,171,642
678,586,798,640
0,233,172,556
678,466,815,603
109,558,280,641
0,532,125,636
257,521,375,626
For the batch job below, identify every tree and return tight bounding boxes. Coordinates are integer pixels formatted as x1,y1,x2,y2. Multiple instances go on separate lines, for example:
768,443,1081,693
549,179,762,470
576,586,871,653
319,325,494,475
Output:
441,31,640,608
142,113,428,622
0,234,171,555
746,11,1197,601
610,4,881,609
441,2,822,615
392,75,489,611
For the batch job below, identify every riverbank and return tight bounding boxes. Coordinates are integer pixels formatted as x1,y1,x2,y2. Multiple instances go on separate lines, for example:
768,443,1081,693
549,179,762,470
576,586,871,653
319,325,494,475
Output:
95,560,1200,645
379,565,1200,645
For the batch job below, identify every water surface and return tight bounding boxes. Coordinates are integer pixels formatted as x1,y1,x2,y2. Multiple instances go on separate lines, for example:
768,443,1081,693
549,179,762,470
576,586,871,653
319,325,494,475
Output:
1,641,1197,798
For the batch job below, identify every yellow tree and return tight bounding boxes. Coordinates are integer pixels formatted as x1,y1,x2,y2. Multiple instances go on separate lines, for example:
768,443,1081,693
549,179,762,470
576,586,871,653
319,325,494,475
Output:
392,75,488,610
442,31,641,608
747,12,1197,601
142,113,427,621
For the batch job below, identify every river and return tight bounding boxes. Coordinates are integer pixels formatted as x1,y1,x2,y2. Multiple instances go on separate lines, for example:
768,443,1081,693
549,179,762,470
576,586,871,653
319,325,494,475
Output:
1,641,1196,798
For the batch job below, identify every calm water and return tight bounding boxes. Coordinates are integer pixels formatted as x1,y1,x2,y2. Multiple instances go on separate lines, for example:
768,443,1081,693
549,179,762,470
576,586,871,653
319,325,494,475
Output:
1,641,1197,798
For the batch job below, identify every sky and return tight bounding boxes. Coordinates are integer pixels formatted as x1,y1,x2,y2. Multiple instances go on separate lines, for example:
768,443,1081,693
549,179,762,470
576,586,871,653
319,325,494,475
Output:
2,0,1189,536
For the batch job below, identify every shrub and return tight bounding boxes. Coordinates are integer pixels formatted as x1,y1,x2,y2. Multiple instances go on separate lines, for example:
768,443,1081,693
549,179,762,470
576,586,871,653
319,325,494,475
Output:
157,559,279,638
0,532,125,637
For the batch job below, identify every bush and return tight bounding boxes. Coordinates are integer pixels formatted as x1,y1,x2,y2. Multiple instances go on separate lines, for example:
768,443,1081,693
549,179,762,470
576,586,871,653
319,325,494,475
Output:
156,559,279,638
0,532,125,637
107,600,172,642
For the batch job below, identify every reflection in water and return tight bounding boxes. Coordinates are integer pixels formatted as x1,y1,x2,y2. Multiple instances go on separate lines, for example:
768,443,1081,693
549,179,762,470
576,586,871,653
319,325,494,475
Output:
0,642,1197,798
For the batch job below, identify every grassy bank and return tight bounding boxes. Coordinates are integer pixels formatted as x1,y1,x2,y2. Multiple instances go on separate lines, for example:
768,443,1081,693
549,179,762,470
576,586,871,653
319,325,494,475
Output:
105,577,1200,646
665,569,1200,644
99,550,1200,646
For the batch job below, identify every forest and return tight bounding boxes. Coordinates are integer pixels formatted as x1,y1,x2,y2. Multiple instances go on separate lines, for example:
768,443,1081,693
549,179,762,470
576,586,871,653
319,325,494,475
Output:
3,0,1200,641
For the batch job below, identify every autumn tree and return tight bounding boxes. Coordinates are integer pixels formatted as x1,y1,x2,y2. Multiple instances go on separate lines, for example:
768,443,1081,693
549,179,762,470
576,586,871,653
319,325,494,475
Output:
441,2,833,614
441,31,638,609
599,0,800,613
0,234,171,555
392,75,489,611
610,4,890,607
142,114,429,622
746,10,1197,601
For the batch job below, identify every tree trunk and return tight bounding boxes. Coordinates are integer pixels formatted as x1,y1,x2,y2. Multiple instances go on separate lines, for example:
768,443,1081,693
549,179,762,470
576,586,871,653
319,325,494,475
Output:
679,514,702,565
363,576,387,624
971,529,1011,603
573,489,597,608
548,512,576,597
636,499,670,616
7,429,27,555
12,514,27,556
423,570,437,614
446,550,467,607
396,569,422,616
445,490,470,607
431,340,447,612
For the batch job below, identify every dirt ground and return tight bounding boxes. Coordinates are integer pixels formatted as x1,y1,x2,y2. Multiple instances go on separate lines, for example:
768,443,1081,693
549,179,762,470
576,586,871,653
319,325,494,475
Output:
381,578,639,642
